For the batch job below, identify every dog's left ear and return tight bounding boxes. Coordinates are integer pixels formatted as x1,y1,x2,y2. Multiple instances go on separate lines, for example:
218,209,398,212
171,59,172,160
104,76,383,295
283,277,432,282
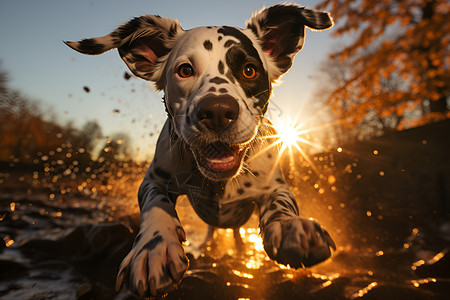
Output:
247,4,333,81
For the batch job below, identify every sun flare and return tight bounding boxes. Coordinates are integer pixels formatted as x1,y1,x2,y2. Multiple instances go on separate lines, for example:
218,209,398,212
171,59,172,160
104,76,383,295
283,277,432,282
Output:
272,118,309,154
275,120,301,150
248,116,329,178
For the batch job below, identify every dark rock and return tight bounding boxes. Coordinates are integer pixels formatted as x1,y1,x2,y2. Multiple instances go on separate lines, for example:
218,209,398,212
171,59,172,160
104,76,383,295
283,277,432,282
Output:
0,259,28,280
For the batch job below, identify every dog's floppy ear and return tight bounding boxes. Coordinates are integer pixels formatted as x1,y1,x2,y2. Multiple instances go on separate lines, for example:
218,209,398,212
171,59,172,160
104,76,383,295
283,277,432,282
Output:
247,4,333,81
65,15,182,90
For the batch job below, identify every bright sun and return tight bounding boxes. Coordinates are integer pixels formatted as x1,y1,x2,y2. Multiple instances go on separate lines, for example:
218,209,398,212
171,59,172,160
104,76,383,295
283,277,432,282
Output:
273,119,306,152
248,116,326,177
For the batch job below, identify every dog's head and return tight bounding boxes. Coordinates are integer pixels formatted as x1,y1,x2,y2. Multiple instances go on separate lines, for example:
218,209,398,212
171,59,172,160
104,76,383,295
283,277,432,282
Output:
65,4,332,181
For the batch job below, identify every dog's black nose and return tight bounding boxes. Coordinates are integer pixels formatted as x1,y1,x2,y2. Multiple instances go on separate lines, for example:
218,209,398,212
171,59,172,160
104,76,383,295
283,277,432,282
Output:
196,96,239,133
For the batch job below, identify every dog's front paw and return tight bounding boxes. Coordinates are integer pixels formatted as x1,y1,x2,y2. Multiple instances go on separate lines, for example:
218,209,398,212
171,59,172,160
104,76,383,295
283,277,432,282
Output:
263,216,336,268
116,226,188,297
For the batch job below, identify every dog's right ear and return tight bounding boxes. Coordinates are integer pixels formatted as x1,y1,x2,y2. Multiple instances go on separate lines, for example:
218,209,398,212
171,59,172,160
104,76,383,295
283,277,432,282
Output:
247,4,333,82
64,15,182,90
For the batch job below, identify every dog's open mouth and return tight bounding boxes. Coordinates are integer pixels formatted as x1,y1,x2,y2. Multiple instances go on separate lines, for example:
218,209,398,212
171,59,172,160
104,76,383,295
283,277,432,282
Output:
202,142,241,172
194,142,249,180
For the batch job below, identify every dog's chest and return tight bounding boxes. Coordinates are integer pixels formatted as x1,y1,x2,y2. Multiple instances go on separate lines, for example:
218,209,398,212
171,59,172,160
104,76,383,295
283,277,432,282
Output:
184,179,255,228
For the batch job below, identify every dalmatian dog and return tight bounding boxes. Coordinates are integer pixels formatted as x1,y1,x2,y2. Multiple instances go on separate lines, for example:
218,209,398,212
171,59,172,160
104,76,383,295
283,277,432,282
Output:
65,3,335,297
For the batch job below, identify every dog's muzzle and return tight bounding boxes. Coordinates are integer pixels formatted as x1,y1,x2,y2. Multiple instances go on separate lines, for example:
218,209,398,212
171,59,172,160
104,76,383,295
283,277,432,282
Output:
189,95,251,180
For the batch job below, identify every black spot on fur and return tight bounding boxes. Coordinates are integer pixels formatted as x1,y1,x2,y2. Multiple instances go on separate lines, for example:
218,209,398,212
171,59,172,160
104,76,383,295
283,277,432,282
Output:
287,200,299,215
275,199,290,210
313,222,322,233
218,27,270,110
133,233,142,247
267,153,273,159
209,77,228,84
237,188,244,195
208,87,217,92
203,40,213,51
142,235,163,251
264,211,286,226
244,182,252,187
288,195,300,214
218,36,223,41
225,71,236,84
160,265,172,284
253,171,260,177
76,39,105,55
112,16,156,40
269,202,277,210
224,40,236,48
219,88,228,93
153,230,160,236
218,61,225,75
253,91,271,114
247,22,258,36
155,167,171,180
276,178,284,184
168,24,178,38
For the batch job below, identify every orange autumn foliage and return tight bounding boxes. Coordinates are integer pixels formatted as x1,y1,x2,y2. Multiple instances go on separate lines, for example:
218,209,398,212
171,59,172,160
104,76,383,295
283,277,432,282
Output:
316,0,450,133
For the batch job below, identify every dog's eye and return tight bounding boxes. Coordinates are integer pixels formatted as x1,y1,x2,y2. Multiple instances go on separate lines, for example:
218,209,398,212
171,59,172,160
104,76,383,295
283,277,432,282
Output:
177,64,194,78
243,64,257,79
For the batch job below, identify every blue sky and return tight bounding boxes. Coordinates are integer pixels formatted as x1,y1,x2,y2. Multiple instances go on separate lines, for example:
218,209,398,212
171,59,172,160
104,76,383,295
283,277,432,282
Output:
0,0,335,159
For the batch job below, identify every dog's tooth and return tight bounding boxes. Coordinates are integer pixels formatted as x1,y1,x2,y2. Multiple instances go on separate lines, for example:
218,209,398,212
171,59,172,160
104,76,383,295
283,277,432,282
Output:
224,156,234,163
208,156,232,164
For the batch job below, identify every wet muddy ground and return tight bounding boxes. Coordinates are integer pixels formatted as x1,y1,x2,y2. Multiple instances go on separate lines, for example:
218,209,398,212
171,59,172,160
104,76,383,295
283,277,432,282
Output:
1,186,449,300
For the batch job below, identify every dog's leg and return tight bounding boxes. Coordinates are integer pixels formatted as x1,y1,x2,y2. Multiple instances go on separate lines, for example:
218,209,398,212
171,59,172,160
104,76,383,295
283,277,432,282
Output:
257,185,336,268
116,121,190,297
115,182,188,297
